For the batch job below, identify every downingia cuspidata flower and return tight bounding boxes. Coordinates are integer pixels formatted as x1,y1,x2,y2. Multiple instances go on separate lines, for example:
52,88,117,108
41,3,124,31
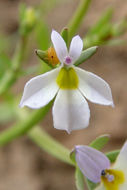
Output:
20,30,114,133
75,142,127,190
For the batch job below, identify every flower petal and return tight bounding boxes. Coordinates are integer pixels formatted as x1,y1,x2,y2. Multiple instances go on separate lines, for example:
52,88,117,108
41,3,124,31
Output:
51,30,68,63
69,35,83,63
95,142,127,190
20,68,59,109
75,145,110,183
75,67,114,106
113,141,127,176
52,89,90,133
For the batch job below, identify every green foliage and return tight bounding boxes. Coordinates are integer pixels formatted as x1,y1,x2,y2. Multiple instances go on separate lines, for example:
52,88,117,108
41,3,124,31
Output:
29,127,73,165
0,1,126,190
90,134,110,150
70,149,76,164
35,19,50,50
87,8,113,36
19,4,37,36
0,54,11,79
106,150,120,163
75,167,85,190
85,179,98,190
61,27,69,47
75,46,98,66
0,102,16,124
84,8,127,48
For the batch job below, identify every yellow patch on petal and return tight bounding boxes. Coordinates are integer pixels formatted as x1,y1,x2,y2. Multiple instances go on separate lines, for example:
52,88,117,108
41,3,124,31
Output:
102,169,125,190
47,47,59,66
56,67,79,89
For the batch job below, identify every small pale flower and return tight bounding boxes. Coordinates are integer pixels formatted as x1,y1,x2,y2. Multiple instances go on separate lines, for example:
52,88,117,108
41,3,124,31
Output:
75,142,127,190
75,145,110,183
20,30,114,133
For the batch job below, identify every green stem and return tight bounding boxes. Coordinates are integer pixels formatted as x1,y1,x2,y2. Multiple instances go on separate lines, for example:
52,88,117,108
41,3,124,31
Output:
68,0,92,40
28,127,74,165
0,36,28,96
0,101,52,146
0,99,74,165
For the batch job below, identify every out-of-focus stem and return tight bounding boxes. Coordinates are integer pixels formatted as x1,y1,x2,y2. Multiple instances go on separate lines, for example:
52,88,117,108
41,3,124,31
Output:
0,36,28,96
28,127,74,165
0,99,74,166
68,0,92,41
0,101,52,146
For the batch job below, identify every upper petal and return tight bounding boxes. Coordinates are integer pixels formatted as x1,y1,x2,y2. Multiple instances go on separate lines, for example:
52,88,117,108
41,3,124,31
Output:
69,35,83,63
96,142,127,190
75,145,110,183
75,67,114,106
51,30,68,63
113,141,127,177
52,89,90,133
20,68,59,109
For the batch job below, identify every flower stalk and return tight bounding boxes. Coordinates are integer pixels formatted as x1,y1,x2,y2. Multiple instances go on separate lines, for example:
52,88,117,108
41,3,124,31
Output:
0,36,28,96
28,127,74,165
0,101,52,146
68,0,92,41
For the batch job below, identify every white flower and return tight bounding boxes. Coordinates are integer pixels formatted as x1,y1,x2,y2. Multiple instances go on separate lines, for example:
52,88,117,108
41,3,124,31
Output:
20,30,114,133
95,141,127,190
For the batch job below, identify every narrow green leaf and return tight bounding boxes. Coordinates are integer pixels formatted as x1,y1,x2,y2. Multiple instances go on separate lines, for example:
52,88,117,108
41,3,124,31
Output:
35,19,50,50
0,101,53,146
19,3,26,22
105,39,125,46
70,149,76,164
0,103,16,124
75,167,85,190
87,8,113,36
68,0,92,40
29,127,73,165
19,65,39,76
90,134,110,150
106,150,120,163
61,27,68,47
74,46,98,66
84,23,112,48
85,179,98,190
0,53,12,79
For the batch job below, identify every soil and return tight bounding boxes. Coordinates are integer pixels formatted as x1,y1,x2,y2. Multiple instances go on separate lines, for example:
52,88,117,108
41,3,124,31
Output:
0,0,127,190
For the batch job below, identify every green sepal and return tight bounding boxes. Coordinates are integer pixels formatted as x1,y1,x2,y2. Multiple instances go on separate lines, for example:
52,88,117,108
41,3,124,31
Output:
106,150,120,163
74,46,98,66
35,49,54,68
61,27,69,47
89,134,110,150
85,179,98,190
70,149,76,164
75,167,85,190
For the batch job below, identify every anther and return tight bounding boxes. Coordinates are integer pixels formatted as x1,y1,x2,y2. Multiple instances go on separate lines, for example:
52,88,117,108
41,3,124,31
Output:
101,170,106,176
107,174,114,182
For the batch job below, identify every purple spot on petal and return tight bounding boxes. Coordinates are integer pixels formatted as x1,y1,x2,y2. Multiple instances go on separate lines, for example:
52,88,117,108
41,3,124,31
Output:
65,56,72,64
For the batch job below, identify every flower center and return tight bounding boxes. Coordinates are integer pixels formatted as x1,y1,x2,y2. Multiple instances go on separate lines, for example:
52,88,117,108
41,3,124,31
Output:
56,67,79,89
101,169,125,190
47,47,59,66
65,56,72,65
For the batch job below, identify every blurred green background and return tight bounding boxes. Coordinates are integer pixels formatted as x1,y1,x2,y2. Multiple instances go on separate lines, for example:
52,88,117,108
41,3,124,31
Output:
0,0,127,189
